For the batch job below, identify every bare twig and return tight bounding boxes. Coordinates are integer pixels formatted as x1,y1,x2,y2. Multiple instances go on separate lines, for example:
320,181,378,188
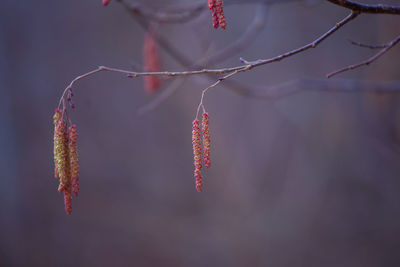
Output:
327,33,400,78
347,38,389,49
59,11,359,107
195,70,241,119
244,11,359,68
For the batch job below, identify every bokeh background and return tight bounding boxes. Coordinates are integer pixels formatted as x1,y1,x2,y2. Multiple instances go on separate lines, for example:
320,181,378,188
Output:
1,0,400,266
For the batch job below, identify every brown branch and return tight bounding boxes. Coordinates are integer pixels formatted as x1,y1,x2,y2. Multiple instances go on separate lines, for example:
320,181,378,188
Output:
326,0,400,15
327,33,400,78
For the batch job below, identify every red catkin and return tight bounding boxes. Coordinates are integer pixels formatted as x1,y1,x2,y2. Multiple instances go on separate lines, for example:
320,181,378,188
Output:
102,0,110,6
143,31,162,93
202,112,211,168
69,125,79,196
192,120,203,192
208,0,216,9
64,184,72,215
216,0,226,30
208,0,226,30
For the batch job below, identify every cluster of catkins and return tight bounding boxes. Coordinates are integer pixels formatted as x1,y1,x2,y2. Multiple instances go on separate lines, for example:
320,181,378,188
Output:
192,112,211,192
208,0,226,29
53,109,79,215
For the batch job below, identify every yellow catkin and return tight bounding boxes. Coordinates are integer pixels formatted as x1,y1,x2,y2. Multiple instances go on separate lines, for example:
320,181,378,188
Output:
53,109,62,179
55,119,70,192
69,125,79,196
192,120,203,192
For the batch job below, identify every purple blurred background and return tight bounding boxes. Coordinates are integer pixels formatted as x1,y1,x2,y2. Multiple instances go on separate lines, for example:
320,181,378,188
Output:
1,0,400,266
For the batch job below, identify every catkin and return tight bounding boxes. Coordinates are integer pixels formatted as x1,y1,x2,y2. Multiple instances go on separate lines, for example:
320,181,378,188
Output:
143,31,162,93
202,112,211,168
216,0,226,30
192,120,203,192
208,0,226,29
69,125,79,196
55,119,70,192
64,184,72,215
53,109,62,179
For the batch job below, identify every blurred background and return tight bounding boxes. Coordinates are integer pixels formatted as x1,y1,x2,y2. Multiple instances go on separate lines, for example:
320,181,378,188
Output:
1,0,400,266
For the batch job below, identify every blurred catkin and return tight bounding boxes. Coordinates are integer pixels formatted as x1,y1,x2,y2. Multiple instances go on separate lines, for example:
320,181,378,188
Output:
143,31,162,93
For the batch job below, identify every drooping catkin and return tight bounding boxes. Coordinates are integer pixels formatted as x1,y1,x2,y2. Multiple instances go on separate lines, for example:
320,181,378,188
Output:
202,112,211,168
143,31,162,93
192,120,203,192
55,119,70,192
68,125,79,196
208,0,226,30
216,0,226,30
64,182,72,215
53,109,62,179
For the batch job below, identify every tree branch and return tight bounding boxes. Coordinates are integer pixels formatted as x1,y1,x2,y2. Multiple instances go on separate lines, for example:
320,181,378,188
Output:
327,33,400,78
326,0,400,15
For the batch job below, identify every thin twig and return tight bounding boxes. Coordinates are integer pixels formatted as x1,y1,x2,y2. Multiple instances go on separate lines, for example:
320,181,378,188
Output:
246,11,359,68
327,33,400,78
195,70,241,119
347,38,389,49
